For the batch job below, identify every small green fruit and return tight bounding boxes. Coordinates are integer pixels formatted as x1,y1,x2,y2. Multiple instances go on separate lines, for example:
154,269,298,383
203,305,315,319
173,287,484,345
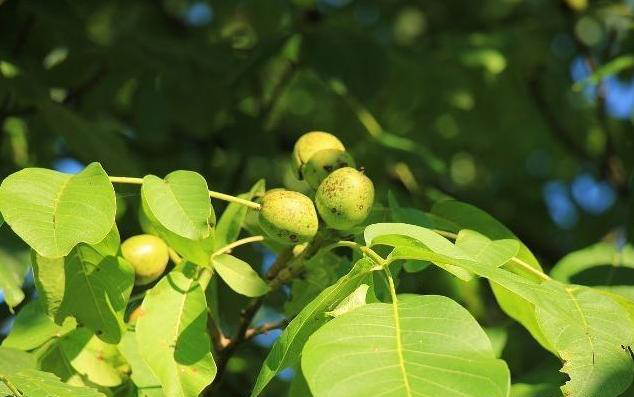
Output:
121,234,169,286
315,167,374,230
303,149,356,190
258,190,319,244
292,131,345,179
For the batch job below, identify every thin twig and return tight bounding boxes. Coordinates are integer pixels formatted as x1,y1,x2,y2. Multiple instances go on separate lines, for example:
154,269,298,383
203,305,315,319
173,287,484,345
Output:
211,236,265,258
108,176,262,210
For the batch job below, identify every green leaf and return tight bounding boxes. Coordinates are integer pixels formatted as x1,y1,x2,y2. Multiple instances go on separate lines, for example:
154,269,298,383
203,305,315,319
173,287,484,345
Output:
91,224,121,257
118,331,164,396
456,229,520,268
326,284,369,317
0,346,37,373
136,263,216,397
0,162,116,258
212,254,269,297
32,251,66,318
251,258,375,397
387,240,634,397
214,179,265,250
0,347,37,396
7,368,106,397
60,328,126,387
56,245,135,344
550,242,634,301
141,195,214,268
0,246,29,309
301,295,510,397
365,223,473,281
430,201,553,352
141,171,214,240
533,281,634,397
2,299,75,350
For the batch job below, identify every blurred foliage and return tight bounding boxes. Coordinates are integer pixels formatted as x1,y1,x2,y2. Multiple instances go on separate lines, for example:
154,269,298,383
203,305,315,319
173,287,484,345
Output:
1,0,634,395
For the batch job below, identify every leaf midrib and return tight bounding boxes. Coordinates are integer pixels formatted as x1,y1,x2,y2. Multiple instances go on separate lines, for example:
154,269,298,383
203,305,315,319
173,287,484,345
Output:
391,296,412,397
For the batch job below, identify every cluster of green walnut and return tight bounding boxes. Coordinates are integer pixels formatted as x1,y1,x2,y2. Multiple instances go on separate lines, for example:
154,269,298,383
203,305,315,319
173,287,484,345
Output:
118,131,374,287
259,131,375,244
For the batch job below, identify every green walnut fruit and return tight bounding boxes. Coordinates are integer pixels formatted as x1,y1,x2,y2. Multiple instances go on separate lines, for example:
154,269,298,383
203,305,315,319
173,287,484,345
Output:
315,167,375,230
292,131,345,179
121,234,169,286
258,190,319,244
303,149,356,190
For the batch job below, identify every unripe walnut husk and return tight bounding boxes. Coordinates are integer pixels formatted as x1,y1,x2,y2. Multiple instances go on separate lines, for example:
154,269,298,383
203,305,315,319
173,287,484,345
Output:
315,167,374,231
121,234,169,286
258,190,319,245
292,131,345,179
303,149,356,190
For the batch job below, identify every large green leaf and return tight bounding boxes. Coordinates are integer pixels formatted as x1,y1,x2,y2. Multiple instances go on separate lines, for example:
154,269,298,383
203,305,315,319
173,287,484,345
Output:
550,242,634,301
0,246,29,309
60,328,127,387
212,254,269,297
430,201,553,352
302,294,510,397
365,223,472,281
2,299,75,350
136,263,216,397
0,347,37,396
0,162,116,258
56,245,135,344
118,331,165,397
251,258,375,397
388,242,634,397
533,281,634,397
214,179,265,250
142,170,214,240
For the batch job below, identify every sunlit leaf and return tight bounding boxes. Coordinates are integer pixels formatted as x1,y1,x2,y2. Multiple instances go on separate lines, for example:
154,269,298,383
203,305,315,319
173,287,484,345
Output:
118,331,165,397
136,263,216,397
56,245,135,344
60,328,127,387
456,229,520,268
0,246,29,309
302,295,510,397
430,201,553,352
212,254,269,297
365,223,472,281
2,299,75,350
142,170,214,240
0,162,116,258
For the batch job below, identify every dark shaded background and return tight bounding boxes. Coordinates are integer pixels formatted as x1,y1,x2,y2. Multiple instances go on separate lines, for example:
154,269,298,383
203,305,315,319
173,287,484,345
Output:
0,0,633,395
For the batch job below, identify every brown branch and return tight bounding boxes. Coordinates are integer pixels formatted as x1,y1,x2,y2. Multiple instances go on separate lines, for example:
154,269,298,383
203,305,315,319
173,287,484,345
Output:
243,318,290,340
207,235,330,395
